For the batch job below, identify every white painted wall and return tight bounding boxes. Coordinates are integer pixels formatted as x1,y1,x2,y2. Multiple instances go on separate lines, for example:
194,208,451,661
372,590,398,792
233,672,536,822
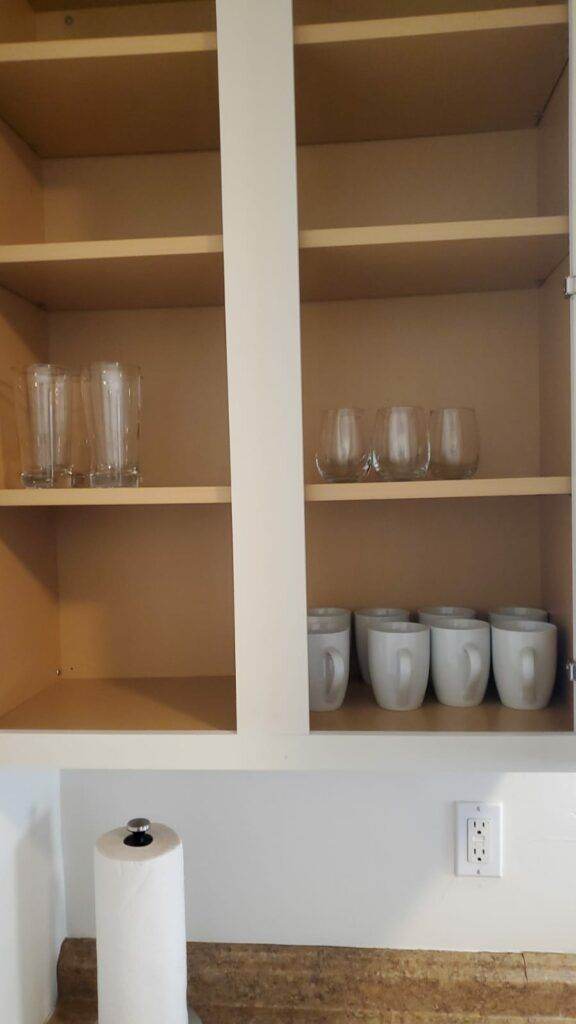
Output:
61,771,576,953
0,768,66,1024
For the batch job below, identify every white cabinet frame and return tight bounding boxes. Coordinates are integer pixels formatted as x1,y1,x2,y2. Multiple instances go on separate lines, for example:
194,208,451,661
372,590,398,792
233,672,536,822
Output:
216,0,309,736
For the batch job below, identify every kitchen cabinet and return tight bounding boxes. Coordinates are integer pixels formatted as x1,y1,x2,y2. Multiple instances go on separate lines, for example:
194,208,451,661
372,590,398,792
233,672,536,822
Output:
0,0,574,770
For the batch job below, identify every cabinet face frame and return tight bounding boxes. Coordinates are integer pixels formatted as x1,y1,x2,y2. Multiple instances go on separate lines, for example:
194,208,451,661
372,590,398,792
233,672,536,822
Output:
216,0,309,736
1,1,576,768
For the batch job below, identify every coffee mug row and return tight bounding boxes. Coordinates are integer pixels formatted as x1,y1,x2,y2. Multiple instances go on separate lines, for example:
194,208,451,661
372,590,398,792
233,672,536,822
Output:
307,605,557,713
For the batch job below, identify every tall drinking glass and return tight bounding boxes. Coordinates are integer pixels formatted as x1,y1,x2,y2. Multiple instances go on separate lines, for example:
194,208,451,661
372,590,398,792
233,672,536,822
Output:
429,407,479,479
372,405,429,480
81,362,142,487
13,364,73,488
70,372,90,488
315,408,371,483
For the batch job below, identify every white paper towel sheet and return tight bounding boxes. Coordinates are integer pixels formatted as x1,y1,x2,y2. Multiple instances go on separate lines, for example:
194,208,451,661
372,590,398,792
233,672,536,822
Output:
95,822,189,1024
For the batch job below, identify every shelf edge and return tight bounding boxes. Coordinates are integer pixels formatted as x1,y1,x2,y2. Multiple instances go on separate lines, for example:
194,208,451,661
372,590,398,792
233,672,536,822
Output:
294,4,568,47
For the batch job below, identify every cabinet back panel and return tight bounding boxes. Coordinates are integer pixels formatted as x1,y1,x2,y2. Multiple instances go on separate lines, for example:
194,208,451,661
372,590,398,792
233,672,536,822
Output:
56,506,234,678
35,0,214,40
0,0,36,42
42,152,222,242
298,130,539,231
48,307,230,487
301,291,541,484
306,497,542,614
41,130,534,245
293,1,560,24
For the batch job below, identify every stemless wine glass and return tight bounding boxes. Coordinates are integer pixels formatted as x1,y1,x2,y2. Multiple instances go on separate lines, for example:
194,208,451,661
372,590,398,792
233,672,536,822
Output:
13,364,74,488
372,405,429,481
315,408,371,482
429,407,479,479
81,362,142,487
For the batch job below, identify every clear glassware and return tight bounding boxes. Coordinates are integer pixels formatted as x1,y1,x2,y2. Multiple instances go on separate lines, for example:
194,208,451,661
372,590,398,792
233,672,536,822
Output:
13,364,73,488
70,372,90,488
315,408,371,483
429,406,479,479
81,362,142,487
372,405,429,481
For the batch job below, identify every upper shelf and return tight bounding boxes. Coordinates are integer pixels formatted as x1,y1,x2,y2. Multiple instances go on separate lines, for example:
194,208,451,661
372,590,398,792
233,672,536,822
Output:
0,216,566,310
0,6,566,159
0,31,219,157
300,216,568,302
293,5,569,146
0,236,224,310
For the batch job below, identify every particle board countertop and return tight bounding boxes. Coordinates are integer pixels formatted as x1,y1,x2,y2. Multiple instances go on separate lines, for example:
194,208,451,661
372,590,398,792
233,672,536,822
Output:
48,940,576,1024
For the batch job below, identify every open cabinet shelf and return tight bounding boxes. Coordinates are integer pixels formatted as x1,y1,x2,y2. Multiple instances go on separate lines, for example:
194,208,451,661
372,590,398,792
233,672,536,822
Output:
300,217,568,302
306,477,572,502
0,0,573,768
310,680,573,733
0,236,224,310
0,217,565,312
0,477,569,507
294,5,568,146
0,676,236,731
0,31,219,157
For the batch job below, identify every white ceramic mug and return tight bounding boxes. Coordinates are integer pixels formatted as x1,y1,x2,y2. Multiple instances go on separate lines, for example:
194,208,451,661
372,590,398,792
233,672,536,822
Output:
354,607,410,684
492,620,557,710
308,607,351,633
307,627,350,711
367,621,430,710
418,605,477,626
489,606,548,629
430,618,490,707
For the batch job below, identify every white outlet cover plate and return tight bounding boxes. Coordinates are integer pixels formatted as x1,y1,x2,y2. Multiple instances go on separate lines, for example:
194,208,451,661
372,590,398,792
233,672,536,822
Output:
455,801,503,877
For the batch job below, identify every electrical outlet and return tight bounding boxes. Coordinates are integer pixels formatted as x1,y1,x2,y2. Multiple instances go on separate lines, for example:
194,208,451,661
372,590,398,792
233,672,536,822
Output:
467,817,489,864
455,802,503,877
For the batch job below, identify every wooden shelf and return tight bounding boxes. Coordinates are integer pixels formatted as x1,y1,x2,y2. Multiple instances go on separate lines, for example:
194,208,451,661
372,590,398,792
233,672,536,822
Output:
0,486,232,506
0,676,236,731
306,477,572,503
0,32,219,158
299,217,569,302
0,478,568,508
294,5,568,146
0,236,224,310
0,217,566,311
0,7,566,159
310,680,572,733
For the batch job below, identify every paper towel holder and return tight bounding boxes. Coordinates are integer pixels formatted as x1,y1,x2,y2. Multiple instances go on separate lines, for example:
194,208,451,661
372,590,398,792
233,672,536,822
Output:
124,817,154,848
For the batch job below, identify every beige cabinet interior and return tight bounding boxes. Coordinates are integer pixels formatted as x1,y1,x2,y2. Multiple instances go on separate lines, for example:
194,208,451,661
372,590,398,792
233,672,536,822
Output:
0,0,572,736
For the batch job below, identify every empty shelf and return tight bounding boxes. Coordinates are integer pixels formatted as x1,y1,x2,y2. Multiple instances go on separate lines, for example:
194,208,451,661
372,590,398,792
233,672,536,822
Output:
0,32,219,158
299,217,569,301
0,236,224,310
294,5,568,146
0,676,236,731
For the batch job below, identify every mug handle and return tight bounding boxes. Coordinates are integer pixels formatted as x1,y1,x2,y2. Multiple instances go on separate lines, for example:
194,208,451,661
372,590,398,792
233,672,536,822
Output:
324,647,347,704
520,646,537,704
397,647,413,707
464,643,483,702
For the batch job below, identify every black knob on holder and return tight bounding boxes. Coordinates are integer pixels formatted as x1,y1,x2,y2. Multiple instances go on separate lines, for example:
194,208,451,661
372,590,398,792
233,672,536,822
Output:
124,817,154,847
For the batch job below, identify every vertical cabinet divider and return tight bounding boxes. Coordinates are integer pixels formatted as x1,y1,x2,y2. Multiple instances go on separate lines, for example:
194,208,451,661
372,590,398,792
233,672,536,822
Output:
216,0,309,734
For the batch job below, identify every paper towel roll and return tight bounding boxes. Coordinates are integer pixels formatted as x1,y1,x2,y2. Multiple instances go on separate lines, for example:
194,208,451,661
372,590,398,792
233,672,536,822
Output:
95,822,189,1024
